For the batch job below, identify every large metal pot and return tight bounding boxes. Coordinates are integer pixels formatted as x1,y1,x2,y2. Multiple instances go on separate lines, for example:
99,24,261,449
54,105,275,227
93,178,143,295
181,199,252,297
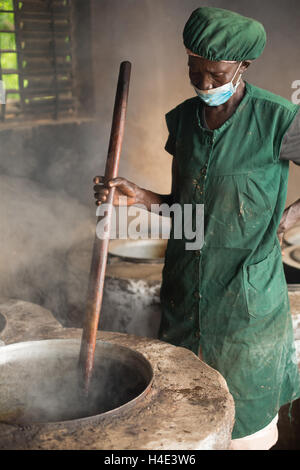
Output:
0,339,153,425
108,238,167,264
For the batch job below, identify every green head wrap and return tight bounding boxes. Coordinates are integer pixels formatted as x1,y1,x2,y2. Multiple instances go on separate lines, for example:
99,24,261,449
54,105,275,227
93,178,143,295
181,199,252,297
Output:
183,7,266,62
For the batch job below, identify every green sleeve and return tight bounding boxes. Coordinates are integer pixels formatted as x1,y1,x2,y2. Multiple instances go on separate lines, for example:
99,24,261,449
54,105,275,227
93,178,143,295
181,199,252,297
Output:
274,104,300,163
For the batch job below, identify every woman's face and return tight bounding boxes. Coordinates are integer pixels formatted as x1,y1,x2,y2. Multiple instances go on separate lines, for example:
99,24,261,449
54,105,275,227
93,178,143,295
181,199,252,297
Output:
188,56,248,90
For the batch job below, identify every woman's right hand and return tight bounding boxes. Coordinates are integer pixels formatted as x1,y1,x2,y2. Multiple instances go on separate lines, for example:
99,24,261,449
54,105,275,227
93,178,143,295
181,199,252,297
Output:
93,176,141,207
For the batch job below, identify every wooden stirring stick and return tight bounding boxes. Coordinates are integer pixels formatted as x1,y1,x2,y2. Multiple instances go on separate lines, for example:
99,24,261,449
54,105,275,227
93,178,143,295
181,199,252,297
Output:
79,61,132,395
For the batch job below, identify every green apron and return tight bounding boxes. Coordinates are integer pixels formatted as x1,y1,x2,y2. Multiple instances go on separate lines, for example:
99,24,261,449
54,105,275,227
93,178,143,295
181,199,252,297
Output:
159,81,300,439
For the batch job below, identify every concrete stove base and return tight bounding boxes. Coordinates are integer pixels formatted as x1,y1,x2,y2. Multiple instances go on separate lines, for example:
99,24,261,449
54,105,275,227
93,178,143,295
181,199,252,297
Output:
0,300,235,450
0,298,63,344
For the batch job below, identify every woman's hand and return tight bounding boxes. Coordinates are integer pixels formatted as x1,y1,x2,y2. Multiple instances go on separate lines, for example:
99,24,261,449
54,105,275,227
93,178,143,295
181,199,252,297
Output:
93,176,141,207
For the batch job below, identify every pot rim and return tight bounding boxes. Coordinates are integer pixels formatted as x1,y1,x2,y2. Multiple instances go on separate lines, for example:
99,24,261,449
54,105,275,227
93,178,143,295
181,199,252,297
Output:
0,338,154,426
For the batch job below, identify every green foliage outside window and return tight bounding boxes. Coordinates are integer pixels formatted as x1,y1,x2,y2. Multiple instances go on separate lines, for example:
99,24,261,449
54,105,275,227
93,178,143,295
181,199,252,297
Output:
0,0,19,101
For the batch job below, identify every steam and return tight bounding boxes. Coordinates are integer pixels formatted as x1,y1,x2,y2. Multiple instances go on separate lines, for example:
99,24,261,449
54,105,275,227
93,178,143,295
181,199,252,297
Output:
0,174,94,326
0,174,164,333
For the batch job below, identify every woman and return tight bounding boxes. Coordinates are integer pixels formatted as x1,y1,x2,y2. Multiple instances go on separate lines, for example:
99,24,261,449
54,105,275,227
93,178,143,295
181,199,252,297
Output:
94,7,300,449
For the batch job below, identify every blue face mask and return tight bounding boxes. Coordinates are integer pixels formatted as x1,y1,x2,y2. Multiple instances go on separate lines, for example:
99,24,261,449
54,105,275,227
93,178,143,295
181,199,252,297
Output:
193,62,242,107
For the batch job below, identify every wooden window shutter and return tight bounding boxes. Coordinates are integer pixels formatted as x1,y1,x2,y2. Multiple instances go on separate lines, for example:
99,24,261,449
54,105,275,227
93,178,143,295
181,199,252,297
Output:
1,0,77,121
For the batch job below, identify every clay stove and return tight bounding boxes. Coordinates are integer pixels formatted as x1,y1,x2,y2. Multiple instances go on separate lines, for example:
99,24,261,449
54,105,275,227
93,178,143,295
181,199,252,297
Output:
0,302,235,450
65,238,166,336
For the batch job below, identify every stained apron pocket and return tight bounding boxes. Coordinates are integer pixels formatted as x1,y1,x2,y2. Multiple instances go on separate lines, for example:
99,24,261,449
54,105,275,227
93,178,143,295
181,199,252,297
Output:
244,244,286,318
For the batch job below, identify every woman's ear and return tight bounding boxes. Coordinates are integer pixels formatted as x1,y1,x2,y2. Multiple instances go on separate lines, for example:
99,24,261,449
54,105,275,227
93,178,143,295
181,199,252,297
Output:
241,60,252,73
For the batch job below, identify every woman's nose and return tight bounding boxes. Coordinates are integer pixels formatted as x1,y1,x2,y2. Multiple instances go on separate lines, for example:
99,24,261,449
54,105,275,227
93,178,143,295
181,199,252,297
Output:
195,77,214,90
190,73,213,90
